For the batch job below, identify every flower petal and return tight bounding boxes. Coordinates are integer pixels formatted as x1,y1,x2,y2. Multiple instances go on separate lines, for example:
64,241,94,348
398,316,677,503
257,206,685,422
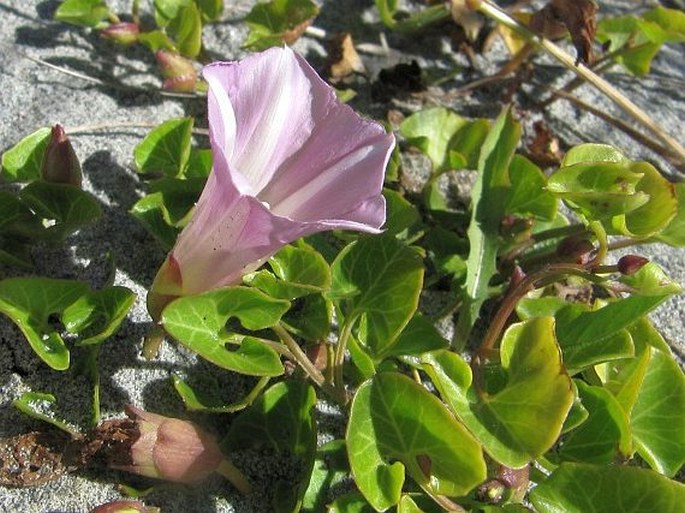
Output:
203,48,318,193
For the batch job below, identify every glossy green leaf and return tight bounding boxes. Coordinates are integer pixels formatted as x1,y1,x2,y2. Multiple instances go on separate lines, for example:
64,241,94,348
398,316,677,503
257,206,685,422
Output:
423,317,573,468
154,0,191,27
381,314,448,358
134,118,193,177
328,235,424,357
225,380,317,513
630,344,685,477
619,261,682,296
196,0,223,21
1,127,50,182
530,463,685,513
18,181,102,242
243,243,331,300
0,240,33,270
54,0,110,28
456,107,520,346
548,161,648,219
657,182,685,246
171,374,269,413
400,108,470,172
0,278,90,370
168,2,202,57
161,286,290,376
505,155,557,221
281,293,332,341
347,372,486,511
610,161,677,238
555,295,669,373
129,192,181,250
243,0,320,50
554,381,631,464
383,189,421,238
597,7,685,75
13,392,79,436
328,492,375,513
562,144,628,166
138,30,177,52
148,176,205,226
0,191,44,239
302,440,349,513
62,286,135,345
185,148,213,178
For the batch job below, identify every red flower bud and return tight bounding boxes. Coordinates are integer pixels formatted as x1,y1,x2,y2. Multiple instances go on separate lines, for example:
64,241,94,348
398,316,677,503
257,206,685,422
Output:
101,23,140,46
617,255,649,276
41,124,82,187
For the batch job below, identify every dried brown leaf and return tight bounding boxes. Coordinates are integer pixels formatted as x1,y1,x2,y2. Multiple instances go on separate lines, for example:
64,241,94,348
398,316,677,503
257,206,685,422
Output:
326,32,365,81
529,0,598,65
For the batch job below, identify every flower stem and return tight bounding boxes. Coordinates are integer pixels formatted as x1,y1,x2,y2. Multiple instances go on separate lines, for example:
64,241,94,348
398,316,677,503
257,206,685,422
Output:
216,458,252,495
472,0,685,165
272,324,345,404
333,316,357,403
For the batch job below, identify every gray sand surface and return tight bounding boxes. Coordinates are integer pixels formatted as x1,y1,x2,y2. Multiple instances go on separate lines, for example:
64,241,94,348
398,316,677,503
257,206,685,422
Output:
1,1,683,512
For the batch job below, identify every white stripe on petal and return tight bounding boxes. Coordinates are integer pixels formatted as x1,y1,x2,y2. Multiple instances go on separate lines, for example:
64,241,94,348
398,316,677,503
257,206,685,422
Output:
205,71,237,161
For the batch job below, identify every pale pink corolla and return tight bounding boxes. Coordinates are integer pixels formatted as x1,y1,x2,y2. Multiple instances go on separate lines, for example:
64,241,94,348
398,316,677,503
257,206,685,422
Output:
148,47,394,317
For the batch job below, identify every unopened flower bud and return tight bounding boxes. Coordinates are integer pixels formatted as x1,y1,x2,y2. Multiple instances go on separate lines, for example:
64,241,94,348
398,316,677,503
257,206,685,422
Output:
156,51,197,92
556,237,595,265
617,255,649,276
108,405,251,493
101,22,140,45
162,74,198,93
90,500,158,513
41,124,82,187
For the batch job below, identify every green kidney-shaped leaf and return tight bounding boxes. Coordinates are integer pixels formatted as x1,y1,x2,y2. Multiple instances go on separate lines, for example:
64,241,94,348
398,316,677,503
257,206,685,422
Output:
62,286,135,345
656,182,685,246
225,380,317,513
134,118,193,177
243,0,320,50
172,374,270,413
618,261,682,296
505,154,557,221
196,0,223,21
129,192,182,250
381,314,448,358
610,161,677,238
630,343,685,477
1,127,50,182
168,2,202,57
244,243,331,300
0,278,90,370
302,440,350,513
400,108,470,172
547,161,648,219
554,295,670,374
281,293,332,341
347,372,486,511
329,235,424,357
54,0,110,28
0,191,44,240
19,181,102,243
554,381,631,464
530,463,685,513
423,317,573,468
161,286,289,376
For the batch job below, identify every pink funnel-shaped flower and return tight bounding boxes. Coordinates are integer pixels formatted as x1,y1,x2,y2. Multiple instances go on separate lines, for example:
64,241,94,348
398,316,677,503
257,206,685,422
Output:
148,47,394,318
